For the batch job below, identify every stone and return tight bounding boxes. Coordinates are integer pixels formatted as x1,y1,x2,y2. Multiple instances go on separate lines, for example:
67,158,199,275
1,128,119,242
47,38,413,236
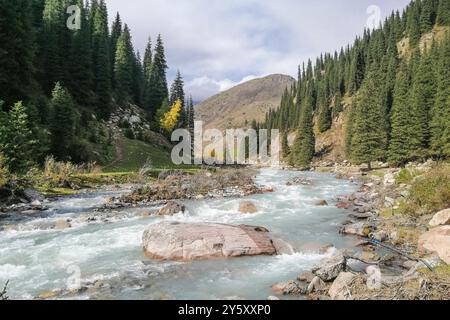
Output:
142,222,280,261
307,276,326,293
418,226,450,264
312,254,346,282
328,272,356,300
156,201,186,216
23,188,44,202
354,250,380,262
340,222,372,237
336,202,352,209
267,296,280,300
316,200,328,206
371,230,388,242
238,201,258,214
271,280,304,295
262,186,274,193
429,209,450,227
55,219,72,230
297,272,315,283
383,173,395,186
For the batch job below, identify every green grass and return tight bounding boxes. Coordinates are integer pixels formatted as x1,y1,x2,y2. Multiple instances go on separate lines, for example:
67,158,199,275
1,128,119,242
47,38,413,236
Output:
104,138,173,172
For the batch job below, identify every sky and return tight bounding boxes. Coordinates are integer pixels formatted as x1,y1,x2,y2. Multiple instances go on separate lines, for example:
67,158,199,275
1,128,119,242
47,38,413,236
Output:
105,0,411,101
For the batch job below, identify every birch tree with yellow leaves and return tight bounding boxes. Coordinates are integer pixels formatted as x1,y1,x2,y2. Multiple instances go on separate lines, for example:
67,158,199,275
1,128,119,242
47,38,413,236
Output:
160,99,182,133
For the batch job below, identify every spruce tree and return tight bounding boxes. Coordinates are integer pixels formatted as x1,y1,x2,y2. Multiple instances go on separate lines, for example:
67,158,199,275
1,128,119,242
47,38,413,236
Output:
420,0,435,33
430,32,450,158
92,0,111,119
132,51,144,106
290,86,315,169
114,24,134,104
69,0,94,106
50,83,75,161
170,71,186,127
145,35,168,117
110,12,122,88
388,61,416,165
436,0,450,25
408,1,421,46
143,36,152,79
410,50,436,155
0,0,36,106
0,101,36,172
349,68,387,169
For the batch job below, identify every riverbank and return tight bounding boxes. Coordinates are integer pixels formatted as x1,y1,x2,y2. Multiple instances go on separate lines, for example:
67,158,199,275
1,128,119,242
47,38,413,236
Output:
272,161,450,300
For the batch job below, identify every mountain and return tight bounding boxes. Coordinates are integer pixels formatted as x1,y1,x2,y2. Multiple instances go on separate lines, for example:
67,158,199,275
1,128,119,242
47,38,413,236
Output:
195,74,295,130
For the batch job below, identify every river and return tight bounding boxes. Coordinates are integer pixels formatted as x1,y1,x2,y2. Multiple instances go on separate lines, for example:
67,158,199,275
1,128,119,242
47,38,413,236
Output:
0,169,359,300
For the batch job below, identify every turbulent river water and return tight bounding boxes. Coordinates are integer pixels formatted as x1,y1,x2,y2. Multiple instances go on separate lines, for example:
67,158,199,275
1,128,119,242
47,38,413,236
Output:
0,169,359,300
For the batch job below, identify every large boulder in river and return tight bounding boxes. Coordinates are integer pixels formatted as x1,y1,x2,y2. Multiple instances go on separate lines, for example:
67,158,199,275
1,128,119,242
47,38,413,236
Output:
312,254,346,281
429,209,450,227
156,201,185,216
418,226,450,264
328,272,356,300
238,201,258,214
142,222,281,261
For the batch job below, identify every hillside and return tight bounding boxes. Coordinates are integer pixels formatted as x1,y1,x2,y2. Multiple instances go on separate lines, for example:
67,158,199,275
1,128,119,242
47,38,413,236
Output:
195,74,295,130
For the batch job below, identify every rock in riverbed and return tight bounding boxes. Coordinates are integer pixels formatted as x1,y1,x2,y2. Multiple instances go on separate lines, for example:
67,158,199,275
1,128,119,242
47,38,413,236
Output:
418,226,450,264
156,201,185,216
429,209,450,227
142,222,285,261
238,201,258,214
312,254,346,282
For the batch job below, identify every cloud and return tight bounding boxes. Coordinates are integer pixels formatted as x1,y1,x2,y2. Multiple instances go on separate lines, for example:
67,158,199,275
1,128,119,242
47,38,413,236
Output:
105,0,411,101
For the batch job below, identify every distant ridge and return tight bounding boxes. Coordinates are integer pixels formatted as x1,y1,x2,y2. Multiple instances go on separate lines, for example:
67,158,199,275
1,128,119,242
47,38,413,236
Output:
195,74,295,130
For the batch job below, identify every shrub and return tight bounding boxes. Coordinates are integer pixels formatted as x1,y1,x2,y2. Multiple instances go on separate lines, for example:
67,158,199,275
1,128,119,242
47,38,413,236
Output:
401,164,450,216
395,167,421,184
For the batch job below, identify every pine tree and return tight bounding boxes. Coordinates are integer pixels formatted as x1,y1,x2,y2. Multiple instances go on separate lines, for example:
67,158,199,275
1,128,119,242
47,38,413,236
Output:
143,36,152,79
145,34,168,117
430,32,450,158
281,128,290,158
0,101,36,172
0,0,36,106
110,12,122,88
92,0,111,119
50,83,75,161
388,61,416,165
420,0,435,33
170,71,186,127
410,50,436,154
349,68,387,169
41,0,71,93
290,86,315,169
69,0,94,106
114,24,134,104
348,43,365,94
132,51,144,106
316,83,331,132
436,0,450,25
408,1,422,46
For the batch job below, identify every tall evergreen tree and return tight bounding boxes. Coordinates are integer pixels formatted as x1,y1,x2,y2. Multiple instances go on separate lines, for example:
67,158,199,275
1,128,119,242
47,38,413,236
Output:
388,61,417,165
436,0,450,25
0,101,36,172
143,36,152,79
92,0,111,119
407,0,422,46
349,68,387,169
0,0,36,106
69,0,94,106
145,34,168,117
114,24,134,104
132,51,144,106
290,86,315,168
110,12,122,88
50,83,75,161
420,0,435,33
170,71,186,127
430,32,450,158
410,50,436,154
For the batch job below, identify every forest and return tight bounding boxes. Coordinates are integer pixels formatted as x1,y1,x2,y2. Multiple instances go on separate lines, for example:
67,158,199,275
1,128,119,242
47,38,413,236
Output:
0,0,194,174
261,0,449,169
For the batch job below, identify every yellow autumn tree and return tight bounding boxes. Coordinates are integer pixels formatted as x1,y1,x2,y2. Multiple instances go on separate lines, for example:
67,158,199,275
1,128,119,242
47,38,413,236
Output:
160,99,182,133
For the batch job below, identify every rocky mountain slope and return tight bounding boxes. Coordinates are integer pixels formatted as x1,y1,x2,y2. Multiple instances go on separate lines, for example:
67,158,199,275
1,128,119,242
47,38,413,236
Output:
195,74,295,130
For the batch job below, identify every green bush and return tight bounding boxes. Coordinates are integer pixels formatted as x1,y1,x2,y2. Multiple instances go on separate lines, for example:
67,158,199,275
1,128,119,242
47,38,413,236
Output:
402,164,450,216
395,167,421,184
